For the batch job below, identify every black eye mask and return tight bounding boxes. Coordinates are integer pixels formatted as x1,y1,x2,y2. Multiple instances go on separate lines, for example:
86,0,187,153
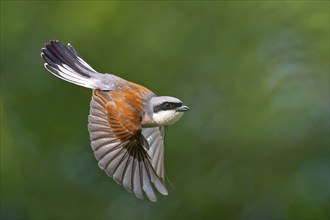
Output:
154,102,182,113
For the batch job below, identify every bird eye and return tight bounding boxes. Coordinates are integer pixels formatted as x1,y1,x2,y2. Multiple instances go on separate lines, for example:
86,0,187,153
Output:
164,102,171,108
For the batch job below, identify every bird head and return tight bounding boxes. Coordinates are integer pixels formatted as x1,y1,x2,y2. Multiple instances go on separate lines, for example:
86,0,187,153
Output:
146,96,189,126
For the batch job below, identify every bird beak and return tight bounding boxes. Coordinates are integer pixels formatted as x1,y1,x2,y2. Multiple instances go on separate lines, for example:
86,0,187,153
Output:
176,105,190,112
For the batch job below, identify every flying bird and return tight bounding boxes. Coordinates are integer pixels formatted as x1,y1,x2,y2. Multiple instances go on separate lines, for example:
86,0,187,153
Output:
41,40,189,202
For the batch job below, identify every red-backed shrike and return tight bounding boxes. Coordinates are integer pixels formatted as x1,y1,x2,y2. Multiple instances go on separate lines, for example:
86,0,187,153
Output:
41,40,189,202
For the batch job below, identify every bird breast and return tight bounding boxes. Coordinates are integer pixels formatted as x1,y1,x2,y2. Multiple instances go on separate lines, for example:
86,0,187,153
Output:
152,110,184,126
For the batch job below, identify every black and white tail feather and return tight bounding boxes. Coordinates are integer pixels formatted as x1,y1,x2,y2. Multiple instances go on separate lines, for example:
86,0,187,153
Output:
41,40,119,90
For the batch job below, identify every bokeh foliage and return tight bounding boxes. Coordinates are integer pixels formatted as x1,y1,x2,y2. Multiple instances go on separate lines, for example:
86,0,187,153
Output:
1,1,329,219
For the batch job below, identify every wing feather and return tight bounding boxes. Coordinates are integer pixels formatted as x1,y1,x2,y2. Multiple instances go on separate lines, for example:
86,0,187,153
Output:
88,90,167,202
142,127,166,181
141,161,157,202
98,145,122,169
122,156,134,192
133,160,143,199
113,150,131,184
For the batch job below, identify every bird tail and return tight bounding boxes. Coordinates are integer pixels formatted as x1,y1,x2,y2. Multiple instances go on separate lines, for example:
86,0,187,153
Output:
41,40,101,89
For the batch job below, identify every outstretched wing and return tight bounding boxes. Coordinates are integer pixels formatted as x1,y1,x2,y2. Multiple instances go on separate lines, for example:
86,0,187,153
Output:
142,127,166,181
88,90,167,202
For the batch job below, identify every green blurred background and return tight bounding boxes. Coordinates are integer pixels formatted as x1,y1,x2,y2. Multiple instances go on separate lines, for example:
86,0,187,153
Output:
1,1,329,219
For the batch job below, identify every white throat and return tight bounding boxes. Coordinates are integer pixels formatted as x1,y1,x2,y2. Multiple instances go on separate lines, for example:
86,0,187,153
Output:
152,110,184,126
